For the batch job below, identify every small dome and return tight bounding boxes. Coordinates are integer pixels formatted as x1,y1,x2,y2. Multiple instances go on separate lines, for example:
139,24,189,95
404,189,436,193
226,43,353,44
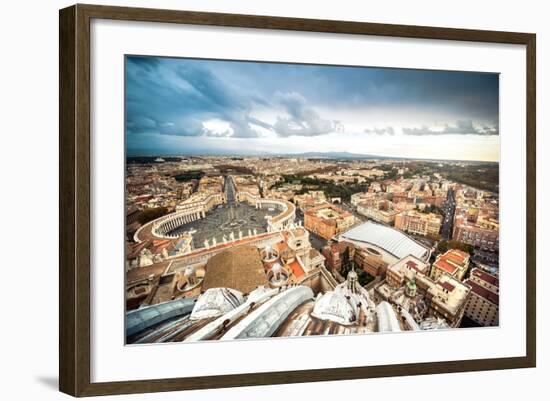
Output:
261,245,279,262
268,262,289,286
190,288,244,320
311,292,358,325
271,263,283,274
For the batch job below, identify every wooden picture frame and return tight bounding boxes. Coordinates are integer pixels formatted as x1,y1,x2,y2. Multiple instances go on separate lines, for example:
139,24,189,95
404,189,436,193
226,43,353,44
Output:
59,3,536,397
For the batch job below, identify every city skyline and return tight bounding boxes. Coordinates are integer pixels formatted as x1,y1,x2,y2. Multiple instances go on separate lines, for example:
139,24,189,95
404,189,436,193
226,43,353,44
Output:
125,56,500,162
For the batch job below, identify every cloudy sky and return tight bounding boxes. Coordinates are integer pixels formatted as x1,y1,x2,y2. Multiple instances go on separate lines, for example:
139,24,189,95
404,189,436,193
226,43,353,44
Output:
125,55,499,161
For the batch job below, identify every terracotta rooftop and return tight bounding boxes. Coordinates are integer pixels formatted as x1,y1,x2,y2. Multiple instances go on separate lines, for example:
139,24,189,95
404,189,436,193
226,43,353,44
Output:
446,249,470,263
288,260,305,279
149,239,175,254
434,249,469,273
439,281,456,292
434,259,458,274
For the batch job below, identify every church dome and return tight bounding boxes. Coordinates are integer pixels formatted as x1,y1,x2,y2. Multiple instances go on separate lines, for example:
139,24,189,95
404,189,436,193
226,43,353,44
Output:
311,292,359,325
271,262,283,274
268,262,289,286
190,287,245,320
261,245,279,263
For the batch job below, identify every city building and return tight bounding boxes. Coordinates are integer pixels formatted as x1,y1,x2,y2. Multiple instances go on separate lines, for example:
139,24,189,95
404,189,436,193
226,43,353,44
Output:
452,187,499,252
420,273,471,327
464,268,499,326
385,255,430,288
453,214,499,252
353,246,389,277
304,203,356,240
124,157,499,341
357,199,400,225
197,175,224,194
294,190,327,211
351,191,375,207
431,249,470,281
374,258,471,328
394,209,443,237
321,241,353,272
233,175,261,205
368,181,383,193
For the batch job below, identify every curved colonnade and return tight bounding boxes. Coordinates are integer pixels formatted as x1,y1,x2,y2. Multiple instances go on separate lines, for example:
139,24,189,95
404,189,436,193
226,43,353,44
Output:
135,190,296,244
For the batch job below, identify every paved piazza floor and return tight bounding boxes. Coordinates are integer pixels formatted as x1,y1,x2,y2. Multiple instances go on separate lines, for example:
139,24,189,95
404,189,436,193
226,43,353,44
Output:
168,202,280,248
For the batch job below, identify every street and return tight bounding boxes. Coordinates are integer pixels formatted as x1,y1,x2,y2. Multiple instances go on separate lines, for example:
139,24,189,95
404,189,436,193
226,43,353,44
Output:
440,188,456,240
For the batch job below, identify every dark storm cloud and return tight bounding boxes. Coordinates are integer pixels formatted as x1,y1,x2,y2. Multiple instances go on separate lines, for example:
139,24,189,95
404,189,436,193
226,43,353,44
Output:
272,92,344,137
306,67,500,121
125,56,499,155
125,56,263,138
127,56,161,72
402,120,499,136
364,127,395,136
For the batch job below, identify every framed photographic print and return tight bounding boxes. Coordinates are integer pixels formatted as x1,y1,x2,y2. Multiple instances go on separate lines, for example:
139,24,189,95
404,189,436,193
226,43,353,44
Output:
59,4,536,397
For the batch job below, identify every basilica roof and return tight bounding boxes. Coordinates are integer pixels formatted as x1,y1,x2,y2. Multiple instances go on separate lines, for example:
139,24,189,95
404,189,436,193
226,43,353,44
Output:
222,285,314,340
126,297,196,337
202,245,268,294
376,301,402,332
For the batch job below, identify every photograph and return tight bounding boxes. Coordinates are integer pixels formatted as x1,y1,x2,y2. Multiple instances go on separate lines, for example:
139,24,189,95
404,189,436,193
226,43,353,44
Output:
1,0,543,398
124,55,500,344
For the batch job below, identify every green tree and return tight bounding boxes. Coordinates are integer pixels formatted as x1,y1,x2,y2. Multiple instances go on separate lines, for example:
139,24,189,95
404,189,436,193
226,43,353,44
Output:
437,240,474,255
137,207,169,225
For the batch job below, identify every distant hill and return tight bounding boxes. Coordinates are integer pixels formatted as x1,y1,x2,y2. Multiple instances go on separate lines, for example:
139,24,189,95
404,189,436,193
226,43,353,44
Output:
126,150,497,164
277,151,392,160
